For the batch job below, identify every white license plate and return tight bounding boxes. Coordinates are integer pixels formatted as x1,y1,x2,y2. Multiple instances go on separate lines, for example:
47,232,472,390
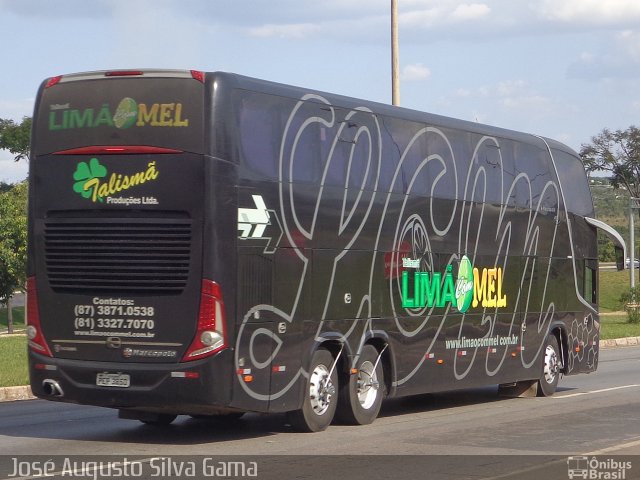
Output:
96,373,130,388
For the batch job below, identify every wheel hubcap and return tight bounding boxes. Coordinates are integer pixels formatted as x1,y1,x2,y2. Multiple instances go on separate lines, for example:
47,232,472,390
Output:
357,360,379,410
309,364,335,415
543,344,559,384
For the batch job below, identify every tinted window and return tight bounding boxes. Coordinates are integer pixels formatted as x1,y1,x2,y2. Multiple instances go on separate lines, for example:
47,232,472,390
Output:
552,148,594,217
35,76,204,154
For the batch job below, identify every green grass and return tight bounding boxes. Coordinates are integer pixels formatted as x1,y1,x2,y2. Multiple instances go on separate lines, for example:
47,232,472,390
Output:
600,314,640,340
599,269,639,312
0,335,28,387
0,306,25,333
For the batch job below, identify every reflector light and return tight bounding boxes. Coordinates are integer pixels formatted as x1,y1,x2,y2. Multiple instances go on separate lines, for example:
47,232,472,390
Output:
53,146,182,155
34,364,57,371
243,375,254,383
45,76,62,88
26,277,53,357
172,371,200,379
182,279,228,361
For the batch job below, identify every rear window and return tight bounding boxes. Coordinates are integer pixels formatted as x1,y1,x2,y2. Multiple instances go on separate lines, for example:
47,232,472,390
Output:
34,73,204,155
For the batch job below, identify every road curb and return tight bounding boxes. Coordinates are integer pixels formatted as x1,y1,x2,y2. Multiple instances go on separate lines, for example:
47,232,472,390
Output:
600,336,640,348
0,385,34,402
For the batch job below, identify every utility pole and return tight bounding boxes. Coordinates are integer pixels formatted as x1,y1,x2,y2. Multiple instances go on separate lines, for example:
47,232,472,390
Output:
391,0,400,106
630,198,640,289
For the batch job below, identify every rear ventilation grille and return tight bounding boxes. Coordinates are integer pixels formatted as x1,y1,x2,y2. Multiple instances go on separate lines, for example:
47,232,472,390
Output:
44,218,192,294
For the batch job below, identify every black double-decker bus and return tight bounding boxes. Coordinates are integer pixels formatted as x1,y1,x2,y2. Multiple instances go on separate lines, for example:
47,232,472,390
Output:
27,70,625,431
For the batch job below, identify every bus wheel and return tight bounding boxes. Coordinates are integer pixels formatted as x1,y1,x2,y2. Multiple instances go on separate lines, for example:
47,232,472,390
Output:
337,344,385,425
537,334,561,397
140,414,177,426
287,349,338,432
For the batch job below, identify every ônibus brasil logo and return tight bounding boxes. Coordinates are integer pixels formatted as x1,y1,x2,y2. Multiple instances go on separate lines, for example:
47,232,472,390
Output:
72,157,159,203
401,255,507,313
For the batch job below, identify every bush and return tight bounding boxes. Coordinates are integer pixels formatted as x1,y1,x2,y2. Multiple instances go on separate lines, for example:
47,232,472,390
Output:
619,286,640,324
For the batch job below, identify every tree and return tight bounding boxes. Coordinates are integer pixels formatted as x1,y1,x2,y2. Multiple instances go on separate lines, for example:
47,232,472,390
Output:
0,117,31,162
580,125,640,198
0,182,28,333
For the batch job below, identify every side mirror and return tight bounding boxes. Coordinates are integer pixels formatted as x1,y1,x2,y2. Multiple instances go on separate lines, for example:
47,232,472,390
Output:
616,246,625,271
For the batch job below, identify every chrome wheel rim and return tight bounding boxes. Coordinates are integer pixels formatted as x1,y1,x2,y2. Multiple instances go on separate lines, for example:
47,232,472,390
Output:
309,364,334,415
543,344,559,384
357,360,379,410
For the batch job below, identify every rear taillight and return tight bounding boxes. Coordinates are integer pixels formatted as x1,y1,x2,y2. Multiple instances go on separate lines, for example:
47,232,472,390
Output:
190,70,205,83
26,277,53,357
45,75,62,88
182,280,227,361
105,70,144,77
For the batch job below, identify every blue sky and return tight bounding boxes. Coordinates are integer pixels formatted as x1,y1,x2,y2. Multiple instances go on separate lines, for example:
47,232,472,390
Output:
1,0,639,182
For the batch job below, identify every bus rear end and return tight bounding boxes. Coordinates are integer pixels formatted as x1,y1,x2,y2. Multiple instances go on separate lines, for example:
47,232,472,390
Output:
27,70,234,422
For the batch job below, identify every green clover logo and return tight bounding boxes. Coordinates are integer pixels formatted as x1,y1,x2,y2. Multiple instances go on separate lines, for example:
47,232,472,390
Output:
73,158,108,202
455,255,475,313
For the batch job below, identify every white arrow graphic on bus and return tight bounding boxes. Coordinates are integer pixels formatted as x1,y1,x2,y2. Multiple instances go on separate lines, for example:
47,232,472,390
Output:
238,195,271,239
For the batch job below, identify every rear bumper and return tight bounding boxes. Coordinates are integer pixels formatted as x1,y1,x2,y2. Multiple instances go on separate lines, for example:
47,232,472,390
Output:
28,349,238,415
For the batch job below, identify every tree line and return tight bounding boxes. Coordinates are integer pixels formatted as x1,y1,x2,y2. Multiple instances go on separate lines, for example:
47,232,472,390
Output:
0,117,30,333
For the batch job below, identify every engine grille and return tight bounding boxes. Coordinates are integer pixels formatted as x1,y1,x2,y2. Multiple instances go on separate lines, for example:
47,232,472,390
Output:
44,218,192,294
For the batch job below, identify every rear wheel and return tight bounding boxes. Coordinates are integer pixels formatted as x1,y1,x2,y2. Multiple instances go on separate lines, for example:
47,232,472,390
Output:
287,348,337,432
336,344,385,425
537,334,561,397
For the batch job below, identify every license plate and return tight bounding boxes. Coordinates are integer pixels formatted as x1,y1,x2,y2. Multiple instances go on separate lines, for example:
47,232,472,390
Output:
96,373,130,388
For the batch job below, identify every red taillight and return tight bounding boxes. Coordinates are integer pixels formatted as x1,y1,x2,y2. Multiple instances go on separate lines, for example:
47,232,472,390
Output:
45,75,62,88
190,70,205,83
182,280,227,361
105,70,144,77
53,146,182,155
26,277,53,357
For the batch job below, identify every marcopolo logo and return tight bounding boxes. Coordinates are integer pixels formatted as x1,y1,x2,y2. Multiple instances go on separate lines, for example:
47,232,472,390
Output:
49,97,190,131
401,255,507,313
72,158,159,203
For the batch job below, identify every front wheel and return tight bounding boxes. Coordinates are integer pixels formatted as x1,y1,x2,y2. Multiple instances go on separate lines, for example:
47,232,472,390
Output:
287,348,338,432
336,344,385,425
537,334,561,397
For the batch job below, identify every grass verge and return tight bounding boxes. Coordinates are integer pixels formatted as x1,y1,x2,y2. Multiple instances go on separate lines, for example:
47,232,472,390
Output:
0,335,28,387
599,269,639,312
600,314,640,340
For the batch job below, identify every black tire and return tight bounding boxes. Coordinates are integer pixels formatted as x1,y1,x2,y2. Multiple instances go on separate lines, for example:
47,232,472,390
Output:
336,344,385,425
537,334,561,397
140,414,177,426
287,349,338,432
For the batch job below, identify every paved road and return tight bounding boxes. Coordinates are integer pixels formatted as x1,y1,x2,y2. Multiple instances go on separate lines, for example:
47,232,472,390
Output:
0,346,638,479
